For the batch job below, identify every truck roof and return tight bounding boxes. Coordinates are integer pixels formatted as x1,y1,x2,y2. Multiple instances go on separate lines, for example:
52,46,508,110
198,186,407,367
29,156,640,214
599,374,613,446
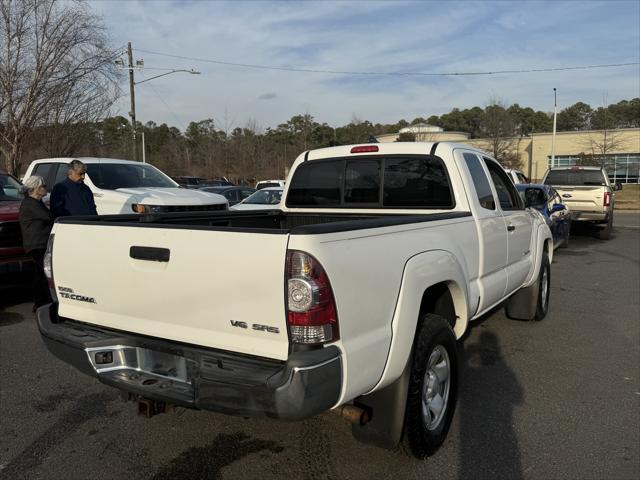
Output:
305,142,488,161
548,166,603,171
29,157,144,165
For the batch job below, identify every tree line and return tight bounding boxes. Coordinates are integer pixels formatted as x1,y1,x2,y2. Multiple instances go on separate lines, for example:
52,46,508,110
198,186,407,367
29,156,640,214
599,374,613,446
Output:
14,98,636,182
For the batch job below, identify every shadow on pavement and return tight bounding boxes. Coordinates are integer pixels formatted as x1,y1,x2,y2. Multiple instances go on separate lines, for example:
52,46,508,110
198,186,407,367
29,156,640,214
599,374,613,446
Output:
1,390,120,480
151,432,284,480
458,330,524,480
0,285,32,309
0,309,24,326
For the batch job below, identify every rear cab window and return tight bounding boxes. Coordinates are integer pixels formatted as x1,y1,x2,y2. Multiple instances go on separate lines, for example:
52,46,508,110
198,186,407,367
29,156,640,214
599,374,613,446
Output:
286,155,454,209
544,169,607,186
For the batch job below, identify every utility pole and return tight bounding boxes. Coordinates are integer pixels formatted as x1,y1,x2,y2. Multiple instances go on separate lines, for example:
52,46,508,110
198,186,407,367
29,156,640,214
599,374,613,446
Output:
127,42,138,161
551,87,557,168
117,43,199,161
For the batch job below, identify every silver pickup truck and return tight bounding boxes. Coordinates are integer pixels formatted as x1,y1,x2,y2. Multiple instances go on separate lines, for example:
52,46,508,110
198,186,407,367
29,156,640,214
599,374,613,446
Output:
543,166,618,239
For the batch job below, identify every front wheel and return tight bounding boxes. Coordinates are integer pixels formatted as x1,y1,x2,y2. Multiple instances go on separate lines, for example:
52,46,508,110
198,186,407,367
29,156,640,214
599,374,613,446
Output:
404,314,458,458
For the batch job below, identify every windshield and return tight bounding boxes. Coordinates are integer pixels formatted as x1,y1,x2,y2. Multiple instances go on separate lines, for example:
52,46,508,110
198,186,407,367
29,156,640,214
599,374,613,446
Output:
0,174,22,200
86,164,177,190
243,189,282,205
544,169,606,186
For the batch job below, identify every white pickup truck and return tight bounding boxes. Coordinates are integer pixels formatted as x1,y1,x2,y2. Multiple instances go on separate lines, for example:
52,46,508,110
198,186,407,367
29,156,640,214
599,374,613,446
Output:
23,158,228,214
37,142,553,458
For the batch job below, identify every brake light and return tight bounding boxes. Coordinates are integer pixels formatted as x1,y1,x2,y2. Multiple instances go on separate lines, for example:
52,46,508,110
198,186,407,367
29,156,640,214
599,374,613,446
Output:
350,145,378,154
286,250,339,344
43,234,57,303
603,191,611,207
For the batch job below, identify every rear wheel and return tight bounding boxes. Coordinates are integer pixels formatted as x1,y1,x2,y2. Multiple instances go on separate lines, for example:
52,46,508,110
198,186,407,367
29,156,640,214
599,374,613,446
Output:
561,222,570,248
597,216,613,240
534,252,550,321
404,314,458,458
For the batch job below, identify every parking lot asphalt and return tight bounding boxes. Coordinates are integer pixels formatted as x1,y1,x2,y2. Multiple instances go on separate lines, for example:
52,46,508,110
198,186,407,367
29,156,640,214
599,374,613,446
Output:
1,212,638,480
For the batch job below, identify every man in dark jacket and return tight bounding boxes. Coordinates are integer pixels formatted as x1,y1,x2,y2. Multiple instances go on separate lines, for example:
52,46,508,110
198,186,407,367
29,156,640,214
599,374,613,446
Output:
50,160,97,217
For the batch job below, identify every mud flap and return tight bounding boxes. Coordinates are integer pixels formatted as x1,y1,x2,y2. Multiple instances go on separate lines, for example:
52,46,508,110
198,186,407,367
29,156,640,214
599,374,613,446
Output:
351,355,412,449
505,281,539,320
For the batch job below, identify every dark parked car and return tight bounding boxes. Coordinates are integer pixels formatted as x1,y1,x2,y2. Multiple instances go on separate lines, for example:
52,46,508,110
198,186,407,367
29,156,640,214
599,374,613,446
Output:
516,184,571,249
0,171,33,290
199,186,256,206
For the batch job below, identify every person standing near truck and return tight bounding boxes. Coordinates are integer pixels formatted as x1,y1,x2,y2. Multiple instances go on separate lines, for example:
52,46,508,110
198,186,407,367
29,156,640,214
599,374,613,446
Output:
50,160,97,217
18,176,53,310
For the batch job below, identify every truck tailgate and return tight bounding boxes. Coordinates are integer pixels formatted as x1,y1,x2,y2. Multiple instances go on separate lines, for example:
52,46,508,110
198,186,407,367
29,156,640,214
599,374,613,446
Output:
554,186,604,211
52,224,290,360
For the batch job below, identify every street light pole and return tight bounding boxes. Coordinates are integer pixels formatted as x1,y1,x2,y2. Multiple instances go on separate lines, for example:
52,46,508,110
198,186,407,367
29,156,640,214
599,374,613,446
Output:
551,87,557,168
127,42,138,161
120,42,201,161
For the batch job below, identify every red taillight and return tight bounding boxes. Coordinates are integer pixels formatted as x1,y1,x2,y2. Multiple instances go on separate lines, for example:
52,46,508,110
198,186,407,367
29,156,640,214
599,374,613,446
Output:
43,234,58,303
603,191,611,207
286,250,339,344
350,145,378,154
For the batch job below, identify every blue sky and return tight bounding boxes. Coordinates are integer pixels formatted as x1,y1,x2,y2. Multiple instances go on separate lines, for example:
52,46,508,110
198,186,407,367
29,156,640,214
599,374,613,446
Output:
95,0,640,131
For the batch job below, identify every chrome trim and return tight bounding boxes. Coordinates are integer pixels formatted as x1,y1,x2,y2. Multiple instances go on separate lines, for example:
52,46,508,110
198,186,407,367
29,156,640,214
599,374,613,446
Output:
85,345,191,384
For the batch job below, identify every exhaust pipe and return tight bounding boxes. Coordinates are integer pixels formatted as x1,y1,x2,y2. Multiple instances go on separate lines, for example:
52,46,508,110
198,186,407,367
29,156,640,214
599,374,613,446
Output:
336,405,370,425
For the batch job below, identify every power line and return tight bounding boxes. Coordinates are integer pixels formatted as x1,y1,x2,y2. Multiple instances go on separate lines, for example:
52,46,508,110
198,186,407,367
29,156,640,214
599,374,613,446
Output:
136,48,639,77
137,71,186,128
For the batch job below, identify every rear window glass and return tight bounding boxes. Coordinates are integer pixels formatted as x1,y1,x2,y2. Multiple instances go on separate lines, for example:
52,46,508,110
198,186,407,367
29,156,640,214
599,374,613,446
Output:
256,182,282,190
286,156,453,209
545,170,606,186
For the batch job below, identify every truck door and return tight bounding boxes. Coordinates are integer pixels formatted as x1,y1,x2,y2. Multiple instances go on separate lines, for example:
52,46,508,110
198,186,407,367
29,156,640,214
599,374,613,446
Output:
483,158,533,296
459,152,508,312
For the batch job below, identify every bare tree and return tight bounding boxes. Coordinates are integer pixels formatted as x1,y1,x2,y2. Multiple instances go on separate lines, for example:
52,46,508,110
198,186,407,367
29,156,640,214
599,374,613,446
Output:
479,101,520,168
0,0,120,175
577,100,630,166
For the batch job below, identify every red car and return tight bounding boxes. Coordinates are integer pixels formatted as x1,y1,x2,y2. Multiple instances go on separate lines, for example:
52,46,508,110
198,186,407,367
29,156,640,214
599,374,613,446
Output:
0,171,32,290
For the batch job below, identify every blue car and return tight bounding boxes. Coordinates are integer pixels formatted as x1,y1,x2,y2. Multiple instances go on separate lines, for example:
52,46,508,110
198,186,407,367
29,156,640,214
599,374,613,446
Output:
516,184,571,249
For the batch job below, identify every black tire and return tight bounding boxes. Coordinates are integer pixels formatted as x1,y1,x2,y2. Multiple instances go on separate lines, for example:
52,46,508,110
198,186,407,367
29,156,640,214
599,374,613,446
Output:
561,222,570,249
403,314,458,459
597,216,613,240
534,252,550,321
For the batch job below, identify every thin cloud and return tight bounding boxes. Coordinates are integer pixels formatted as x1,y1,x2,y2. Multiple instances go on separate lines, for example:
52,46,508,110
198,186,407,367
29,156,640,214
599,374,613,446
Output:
96,0,640,130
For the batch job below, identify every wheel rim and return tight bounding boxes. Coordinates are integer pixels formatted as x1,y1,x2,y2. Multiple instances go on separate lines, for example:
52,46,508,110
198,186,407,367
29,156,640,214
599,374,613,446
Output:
540,267,549,311
421,345,451,431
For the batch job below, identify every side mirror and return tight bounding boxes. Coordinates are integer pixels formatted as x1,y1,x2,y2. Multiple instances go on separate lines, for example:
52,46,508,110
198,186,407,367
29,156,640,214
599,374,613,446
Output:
551,203,566,213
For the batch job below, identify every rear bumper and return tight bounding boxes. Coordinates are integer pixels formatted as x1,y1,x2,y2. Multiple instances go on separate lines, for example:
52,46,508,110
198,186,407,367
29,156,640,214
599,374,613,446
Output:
36,305,342,420
572,211,610,223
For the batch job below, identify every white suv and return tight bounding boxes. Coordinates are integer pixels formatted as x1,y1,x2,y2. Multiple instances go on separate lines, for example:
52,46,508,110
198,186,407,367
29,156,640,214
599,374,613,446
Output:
255,179,285,190
23,158,228,215
504,168,529,184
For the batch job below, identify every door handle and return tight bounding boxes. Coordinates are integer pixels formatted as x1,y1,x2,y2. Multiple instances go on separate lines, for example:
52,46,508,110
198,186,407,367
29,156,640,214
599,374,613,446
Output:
130,246,170,262
507,225,516,232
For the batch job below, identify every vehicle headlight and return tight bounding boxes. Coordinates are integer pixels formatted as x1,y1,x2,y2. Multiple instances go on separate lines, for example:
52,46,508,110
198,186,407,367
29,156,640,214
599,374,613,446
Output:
132,204,164,214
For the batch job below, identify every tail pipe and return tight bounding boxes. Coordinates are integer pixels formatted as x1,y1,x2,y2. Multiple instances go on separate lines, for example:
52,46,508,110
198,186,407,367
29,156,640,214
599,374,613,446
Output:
335,404,370,425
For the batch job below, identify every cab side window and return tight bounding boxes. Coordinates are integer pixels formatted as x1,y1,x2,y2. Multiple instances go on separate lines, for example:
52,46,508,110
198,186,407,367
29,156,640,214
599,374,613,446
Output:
483,158,524,210
462,152,495,210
